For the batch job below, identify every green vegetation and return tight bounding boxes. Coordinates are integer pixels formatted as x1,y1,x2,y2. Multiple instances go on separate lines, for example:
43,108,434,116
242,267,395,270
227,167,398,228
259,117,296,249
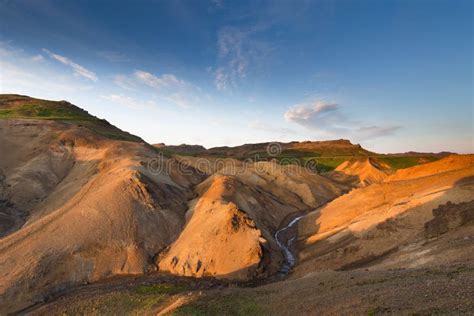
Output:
0,104,93,120
135,283,190,295
57,291,165,315
55,283,190,315
375,156,439,170
0,94,142,142
306,157,349,172
173,291,265,316
244,149,320,160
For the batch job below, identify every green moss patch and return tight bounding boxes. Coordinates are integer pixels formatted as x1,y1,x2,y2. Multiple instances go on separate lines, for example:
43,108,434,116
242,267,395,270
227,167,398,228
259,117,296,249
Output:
172,292,265,316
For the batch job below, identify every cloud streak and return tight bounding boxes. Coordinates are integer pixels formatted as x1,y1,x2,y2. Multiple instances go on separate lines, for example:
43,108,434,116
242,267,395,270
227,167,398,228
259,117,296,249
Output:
113,70,200,108
285,100,400,141
100,94,156,109
134,70,184,89
214,26,272,90
43,48,98,82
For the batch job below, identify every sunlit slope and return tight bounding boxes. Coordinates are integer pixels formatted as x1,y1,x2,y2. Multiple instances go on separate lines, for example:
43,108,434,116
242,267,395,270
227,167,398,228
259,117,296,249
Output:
0,94,142,142
157,162,349,279
328,157,392,187
296,155,474,275
0,100,203,313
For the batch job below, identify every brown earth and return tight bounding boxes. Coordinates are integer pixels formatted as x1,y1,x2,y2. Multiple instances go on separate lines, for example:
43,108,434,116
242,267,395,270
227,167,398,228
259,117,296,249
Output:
1,95,473,315
296,155,474,276
0,119,206,313
328,157,392,187
0,116,348,313
24,263,474,315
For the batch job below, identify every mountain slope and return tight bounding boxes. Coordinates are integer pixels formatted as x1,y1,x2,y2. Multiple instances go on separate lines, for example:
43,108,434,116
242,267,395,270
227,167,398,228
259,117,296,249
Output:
328,157,392,187
0,94,143,142
0,117,205,313
295,155,474,275
1,95,472,314
0,95,348,312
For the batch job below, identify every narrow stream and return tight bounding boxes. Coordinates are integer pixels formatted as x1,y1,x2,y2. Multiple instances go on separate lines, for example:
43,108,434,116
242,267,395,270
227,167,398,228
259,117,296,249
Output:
274,215,304,274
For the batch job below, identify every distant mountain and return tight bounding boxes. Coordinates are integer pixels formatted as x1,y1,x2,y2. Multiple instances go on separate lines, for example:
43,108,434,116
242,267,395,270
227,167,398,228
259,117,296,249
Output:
153,143,207,155
156,139,373,159
158,139,445,172
386,151,454,157
204,139,373,158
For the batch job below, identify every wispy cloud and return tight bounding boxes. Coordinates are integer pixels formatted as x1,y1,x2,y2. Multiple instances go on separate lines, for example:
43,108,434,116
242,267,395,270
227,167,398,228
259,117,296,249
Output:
134,70,185,89
31,54,45,62
98,51,129,62
0,41,23,57
113,74,137,91
42,48,98,82
162,93,196,108
285,102,341,123
284,100,400,141
113,70,200,108
100,94,156,109
355,126,400,139
0,59,94,96
213,26,272,90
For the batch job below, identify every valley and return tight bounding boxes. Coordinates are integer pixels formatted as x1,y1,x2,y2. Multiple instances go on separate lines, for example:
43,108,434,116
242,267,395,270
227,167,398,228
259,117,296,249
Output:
0,95,472,315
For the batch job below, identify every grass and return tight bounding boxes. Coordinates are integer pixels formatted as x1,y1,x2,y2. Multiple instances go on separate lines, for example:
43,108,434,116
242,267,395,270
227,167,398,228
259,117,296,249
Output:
55,283,190,315
52,283,266,315
0,102,93,120
172,291,265,316
135,283,190,295
307,157,349,172
375,156,440,170
57,291,165,315
0,96,143,142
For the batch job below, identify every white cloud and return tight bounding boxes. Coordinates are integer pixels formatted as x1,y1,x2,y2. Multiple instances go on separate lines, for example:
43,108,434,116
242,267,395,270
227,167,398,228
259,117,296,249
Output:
31,54,44,62
284,102,340,122
214,26,272,90
163,93,194,108
0,41,24,57
114,70,200,108
42,48,98,82
355,125,400,140
134,70,184,89
113,74,137,91
100,94,157,109
214,67,229,91
0,59,94,97
284,100,400,141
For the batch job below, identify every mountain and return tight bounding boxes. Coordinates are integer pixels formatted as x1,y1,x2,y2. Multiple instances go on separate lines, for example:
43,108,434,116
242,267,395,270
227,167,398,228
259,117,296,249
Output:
0,95,472,314
156,139,444,173
0,95,346,312
296,154,474,274
0,94,143,142
0,95,201,312
153,143,207,155
328,157,392,187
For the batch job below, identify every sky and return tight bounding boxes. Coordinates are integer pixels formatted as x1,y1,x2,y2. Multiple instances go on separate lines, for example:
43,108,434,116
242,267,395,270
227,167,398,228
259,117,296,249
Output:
0,0,472,153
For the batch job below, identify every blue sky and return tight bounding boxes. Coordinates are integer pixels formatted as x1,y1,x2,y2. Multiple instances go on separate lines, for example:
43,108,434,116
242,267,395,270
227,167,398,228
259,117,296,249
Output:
0,0,472,153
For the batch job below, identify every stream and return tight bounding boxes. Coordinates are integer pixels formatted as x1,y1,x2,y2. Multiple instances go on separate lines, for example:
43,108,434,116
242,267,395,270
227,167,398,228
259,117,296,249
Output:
274,215,304,274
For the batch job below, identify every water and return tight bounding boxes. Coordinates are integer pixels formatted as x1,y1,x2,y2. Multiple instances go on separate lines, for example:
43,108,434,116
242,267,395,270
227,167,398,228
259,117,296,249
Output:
274,215,304,274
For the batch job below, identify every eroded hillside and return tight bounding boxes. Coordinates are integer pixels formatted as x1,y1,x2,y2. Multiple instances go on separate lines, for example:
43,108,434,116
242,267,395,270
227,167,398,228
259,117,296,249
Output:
1,95,473,315
296,154,474,275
